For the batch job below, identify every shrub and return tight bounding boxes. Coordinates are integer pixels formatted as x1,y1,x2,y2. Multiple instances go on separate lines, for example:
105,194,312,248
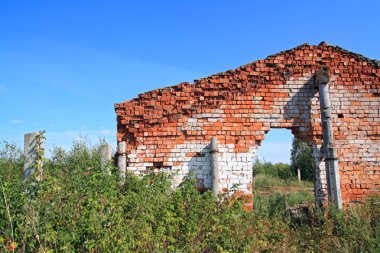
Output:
0,140,285,252
1,139,380,252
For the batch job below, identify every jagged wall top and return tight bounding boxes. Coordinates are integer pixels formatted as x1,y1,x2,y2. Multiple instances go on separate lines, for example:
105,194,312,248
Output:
116,42,378,108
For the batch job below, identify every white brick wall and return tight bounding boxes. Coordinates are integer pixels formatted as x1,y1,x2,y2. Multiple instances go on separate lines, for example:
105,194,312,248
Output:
127,142,255,195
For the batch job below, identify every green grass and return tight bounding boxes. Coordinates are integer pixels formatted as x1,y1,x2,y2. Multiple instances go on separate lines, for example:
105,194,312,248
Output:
254,174,313,189
253,161,315,208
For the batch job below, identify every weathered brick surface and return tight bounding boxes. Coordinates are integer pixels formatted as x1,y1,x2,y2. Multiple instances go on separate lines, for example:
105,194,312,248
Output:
115,42,380,206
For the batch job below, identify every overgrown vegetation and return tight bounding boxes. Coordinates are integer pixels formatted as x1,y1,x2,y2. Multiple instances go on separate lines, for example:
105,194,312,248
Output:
1,139,380,252
252,158,314,207
290,139,315,181
253,159,294,181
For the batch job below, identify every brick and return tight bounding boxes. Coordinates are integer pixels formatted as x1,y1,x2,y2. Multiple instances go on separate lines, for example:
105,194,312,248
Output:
115,42,380,207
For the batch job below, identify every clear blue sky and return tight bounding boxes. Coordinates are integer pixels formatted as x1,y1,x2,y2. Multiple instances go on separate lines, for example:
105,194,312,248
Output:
1,0,379,163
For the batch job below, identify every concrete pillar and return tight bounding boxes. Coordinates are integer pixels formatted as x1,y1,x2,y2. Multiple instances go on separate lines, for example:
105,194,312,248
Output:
117,141,127,180
23,131,44,180
210,137,220,197
312,144,328,208
100,144,112,165
315,67,342,209
100,143,112,175
297,168,301,182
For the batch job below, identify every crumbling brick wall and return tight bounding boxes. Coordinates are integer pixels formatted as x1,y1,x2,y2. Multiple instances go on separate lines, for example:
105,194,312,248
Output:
115,42,380,207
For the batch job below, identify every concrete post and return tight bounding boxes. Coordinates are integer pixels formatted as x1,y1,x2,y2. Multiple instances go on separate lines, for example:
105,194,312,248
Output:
315,67,342,209
117,141,127,180
210,137,220,197
312,144,329,208
297,168,301,182
100,144,112,165
23,131,44,180
100,143,112,175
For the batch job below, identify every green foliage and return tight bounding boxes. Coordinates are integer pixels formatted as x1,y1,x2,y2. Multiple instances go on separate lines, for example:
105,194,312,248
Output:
253,160,315,214
253,158,294,180
0,140,283,252
1,140,380,252
290,139,315,181
289,199,380,252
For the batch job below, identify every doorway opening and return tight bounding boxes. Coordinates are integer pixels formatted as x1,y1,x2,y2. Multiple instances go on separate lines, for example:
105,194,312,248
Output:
253,128,315,209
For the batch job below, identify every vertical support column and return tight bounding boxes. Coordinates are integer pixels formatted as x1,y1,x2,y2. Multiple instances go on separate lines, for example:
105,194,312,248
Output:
23,131,44,180
297,168,301,182
100,144,112,165
312,144,328,208
100,143,112,175
117,141,127,181
210,137,220,197
316,67,342,209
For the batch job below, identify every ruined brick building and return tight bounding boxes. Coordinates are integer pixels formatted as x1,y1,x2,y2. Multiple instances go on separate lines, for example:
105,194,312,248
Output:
115,42,380,208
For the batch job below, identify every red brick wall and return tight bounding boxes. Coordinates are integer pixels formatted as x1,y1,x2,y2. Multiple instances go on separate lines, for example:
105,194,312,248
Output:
115,42,380,206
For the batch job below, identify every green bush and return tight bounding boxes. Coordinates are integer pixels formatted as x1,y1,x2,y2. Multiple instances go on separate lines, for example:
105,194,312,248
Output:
1,139,380,252
0,140,285,252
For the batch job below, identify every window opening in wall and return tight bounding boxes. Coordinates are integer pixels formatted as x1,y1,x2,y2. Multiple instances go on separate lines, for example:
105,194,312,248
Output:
253,129,315,207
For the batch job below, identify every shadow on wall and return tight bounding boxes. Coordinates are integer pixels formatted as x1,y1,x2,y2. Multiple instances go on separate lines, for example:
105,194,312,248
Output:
182,76,320,193
283,75,327,207
283,76,319,141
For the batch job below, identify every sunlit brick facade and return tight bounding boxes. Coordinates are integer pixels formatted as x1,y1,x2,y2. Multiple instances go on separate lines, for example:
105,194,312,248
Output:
115,42,380,207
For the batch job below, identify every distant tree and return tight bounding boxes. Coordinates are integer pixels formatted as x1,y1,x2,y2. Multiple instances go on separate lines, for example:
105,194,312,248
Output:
290,139,315,181
253,158,293,180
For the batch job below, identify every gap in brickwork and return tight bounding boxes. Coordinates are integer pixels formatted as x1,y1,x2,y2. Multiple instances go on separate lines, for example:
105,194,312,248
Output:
256,128,293,164
253,128,294,197
253,128,316,207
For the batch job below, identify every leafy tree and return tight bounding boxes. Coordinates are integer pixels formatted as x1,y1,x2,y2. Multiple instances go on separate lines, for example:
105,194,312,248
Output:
290,139,315,181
